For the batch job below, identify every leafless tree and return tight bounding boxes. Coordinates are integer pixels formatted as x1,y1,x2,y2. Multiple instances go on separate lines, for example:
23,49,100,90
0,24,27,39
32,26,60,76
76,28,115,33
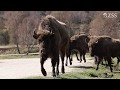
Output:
89,11,120,39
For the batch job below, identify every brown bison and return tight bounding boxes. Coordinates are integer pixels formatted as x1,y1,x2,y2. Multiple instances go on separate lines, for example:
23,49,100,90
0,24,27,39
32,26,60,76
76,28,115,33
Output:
33,15,70,77
65,34,90,66
90,35,120,72
88,36,107,64
89,35,117,65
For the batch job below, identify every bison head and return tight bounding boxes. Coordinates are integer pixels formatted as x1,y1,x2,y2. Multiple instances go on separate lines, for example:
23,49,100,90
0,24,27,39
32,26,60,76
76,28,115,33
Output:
90,40,98,57
38,17,52,32
33,29,54,59
85,36,90,43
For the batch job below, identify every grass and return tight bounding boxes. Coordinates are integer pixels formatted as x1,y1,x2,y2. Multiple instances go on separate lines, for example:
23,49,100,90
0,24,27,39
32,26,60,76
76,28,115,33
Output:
24,59,120,79
24,65,120,79
0,47,120,79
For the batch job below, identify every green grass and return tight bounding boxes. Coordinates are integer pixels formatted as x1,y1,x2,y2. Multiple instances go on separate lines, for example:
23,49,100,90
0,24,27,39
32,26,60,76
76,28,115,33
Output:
24,63,120,79
0,47,120,79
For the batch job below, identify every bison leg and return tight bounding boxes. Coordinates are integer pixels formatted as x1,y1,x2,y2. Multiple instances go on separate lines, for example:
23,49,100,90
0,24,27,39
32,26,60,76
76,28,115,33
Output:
66,53,72,66
65,51,71,66
51,58,57,77
104,58,108,67
96,57,102,71
75,51,79,61
68,50,73,65
70,51,73,62
115,57,120,69
69,51,72,65
40,57,47,76
94,56,98,64
65,55,68,66
56,55,60,76
79,52,82,63
65,48,69,66
107,57,113,72
60,51,65,74
82,52,86,63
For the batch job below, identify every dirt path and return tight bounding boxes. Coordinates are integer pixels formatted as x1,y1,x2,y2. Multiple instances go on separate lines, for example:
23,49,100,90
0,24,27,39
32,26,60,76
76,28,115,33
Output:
0,56,95,79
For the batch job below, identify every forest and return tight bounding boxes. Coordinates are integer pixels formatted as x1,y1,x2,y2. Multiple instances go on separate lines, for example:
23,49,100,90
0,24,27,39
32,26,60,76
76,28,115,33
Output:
0,11,120,54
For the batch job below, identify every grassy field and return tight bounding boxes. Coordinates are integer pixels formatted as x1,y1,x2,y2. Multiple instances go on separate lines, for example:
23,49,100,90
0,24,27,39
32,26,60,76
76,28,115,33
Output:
23,57,120,79
0,46,120,79
24,64,120,79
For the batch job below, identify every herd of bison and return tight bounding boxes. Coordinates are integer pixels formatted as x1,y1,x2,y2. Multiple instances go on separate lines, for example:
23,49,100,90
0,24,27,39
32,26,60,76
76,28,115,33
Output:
33,15,120,77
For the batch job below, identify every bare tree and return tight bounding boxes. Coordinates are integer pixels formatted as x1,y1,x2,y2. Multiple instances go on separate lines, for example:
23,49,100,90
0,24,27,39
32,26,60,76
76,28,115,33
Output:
4,11,29,54
18,11,44,54
89,11,120,39
50,11,95,36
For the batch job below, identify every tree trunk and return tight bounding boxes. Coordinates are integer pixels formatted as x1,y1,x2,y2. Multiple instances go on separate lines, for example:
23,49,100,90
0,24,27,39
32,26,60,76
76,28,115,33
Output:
26,44,30,55
16,41,21,54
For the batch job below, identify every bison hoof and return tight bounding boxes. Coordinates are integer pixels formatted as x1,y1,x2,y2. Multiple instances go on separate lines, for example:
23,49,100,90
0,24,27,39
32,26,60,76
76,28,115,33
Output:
70,62,72,65
41,69,47,76
110,70,113,72
84,60,86,63
61,68,65,74
70,58,72,61
52,73,56,77
65,63,68,66
95,62,98,65
56,70,59,76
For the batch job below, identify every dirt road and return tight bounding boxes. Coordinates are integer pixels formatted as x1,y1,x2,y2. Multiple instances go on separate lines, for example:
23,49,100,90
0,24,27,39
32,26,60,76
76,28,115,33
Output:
0,56,95,79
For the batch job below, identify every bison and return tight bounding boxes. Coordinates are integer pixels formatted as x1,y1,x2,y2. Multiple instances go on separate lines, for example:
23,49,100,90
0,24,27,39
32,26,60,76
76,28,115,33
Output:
88,35,112,65
33,15,70,77
65,34,90,66
90,35,120,72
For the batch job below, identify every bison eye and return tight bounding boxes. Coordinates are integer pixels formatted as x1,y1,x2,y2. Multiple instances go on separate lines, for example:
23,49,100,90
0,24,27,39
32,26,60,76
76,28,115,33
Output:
39,39,42,43
45,25,50,29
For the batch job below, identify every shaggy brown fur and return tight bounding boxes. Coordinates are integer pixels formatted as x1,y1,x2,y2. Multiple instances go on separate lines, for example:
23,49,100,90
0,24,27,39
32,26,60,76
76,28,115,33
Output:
66,34,90,66
88,35,112,47
90,36,120,72
33,15,70,77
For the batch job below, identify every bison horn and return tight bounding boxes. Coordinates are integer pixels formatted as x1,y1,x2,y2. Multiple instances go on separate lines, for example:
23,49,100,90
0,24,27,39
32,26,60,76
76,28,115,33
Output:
33,28,37,35
85,38,87,43
95,40,98,43
33,28,39,39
